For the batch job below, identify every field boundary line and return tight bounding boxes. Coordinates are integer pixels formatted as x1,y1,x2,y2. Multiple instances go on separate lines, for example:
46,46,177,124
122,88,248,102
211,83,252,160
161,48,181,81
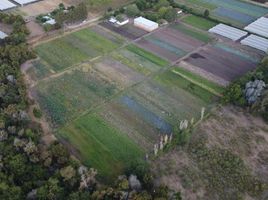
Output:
171,69,223,97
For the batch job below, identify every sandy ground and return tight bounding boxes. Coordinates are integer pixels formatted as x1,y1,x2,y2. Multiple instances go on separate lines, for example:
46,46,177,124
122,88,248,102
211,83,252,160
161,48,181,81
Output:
19,0,79,17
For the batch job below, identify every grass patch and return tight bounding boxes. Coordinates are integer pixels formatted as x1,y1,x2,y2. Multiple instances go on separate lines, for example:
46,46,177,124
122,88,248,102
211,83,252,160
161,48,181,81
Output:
126,44,169,67
35,28,120,71
189,137,265,199
172,23,212,43
172,67,225,95
58,114,143,182
182,15,217,30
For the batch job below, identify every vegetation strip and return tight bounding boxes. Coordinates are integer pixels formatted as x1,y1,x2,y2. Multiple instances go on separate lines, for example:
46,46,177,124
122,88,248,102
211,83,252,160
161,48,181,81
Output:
171,69,224,97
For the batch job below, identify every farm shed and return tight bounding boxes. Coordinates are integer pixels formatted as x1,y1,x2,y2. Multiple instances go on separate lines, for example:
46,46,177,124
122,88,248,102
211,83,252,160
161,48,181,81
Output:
241,34,268,53
209,23,247,41
244,17,268,38
134,17,158,32
0,31,8,39
12,0,39,6
0,0,16,11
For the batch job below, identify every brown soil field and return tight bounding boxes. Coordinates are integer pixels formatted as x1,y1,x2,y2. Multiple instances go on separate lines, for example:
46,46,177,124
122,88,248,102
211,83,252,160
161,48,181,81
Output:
153,27,204,52
184,46,257,82
100,21,148,40
136,38,178,62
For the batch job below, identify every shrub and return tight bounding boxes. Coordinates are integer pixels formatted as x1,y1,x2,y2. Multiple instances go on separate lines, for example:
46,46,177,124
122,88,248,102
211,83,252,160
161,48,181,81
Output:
33,107,42,118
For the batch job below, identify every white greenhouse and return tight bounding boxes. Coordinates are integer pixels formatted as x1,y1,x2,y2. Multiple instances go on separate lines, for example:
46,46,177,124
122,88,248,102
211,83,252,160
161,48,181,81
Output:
0,0,16,11
209,23,248,41
134,17,158,32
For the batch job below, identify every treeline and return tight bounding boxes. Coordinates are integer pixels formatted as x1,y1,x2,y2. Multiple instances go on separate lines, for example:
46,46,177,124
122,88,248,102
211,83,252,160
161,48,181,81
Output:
223,57,268,121
0,13,180,200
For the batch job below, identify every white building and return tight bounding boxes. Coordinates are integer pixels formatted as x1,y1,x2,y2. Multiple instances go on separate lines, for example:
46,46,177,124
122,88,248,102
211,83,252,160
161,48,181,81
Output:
134,17,158,32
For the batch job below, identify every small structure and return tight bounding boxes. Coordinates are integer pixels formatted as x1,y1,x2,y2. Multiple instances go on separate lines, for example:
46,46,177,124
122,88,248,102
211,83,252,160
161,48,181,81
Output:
209,23,248,41
44,19,56,25
241,34,268,53
0,31,8,40
244,17,268,38
0,0,16,11
109,16,129,26
134,17,159,32
109,17,117,24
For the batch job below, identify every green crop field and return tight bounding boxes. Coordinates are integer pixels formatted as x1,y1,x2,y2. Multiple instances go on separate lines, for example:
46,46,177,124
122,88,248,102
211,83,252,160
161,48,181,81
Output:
182,15,217,30
172,24,212,43
36,68,118,126
154,69,217,105
27,60,53,81
57,113,143,182
35,28,121,72
112,47,165,75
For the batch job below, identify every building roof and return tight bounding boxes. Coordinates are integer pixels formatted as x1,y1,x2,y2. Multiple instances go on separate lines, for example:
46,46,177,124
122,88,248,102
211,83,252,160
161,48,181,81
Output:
241,34,268,53
209,23,248,41
12,0,39,5
134,17,158,27
244,17,268,38
0,0,16,11
0,31,8,39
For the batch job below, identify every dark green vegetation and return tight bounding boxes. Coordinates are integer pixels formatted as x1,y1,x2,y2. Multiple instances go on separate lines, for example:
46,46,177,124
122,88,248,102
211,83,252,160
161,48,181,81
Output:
224,57,268,121
106,0,178,23
36,3,88,31
182,15,217,30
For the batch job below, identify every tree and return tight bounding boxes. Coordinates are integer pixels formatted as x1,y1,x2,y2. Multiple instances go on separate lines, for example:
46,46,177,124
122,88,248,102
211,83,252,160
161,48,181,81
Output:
136,0,148,11
125,4,140,17
163,8,177,22
204,9,210,18
37,178,64,200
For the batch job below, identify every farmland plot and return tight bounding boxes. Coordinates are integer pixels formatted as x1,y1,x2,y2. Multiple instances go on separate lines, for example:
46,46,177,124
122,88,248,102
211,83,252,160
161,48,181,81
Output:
35,68,118,126
35,27,122,72
135,25,209,62
183,45,257,83
58,113,143,182
126,80,211,125
175,0,268,27
111,45,168,75
100,21,148,40
93,57,145,88
26,59,53,81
